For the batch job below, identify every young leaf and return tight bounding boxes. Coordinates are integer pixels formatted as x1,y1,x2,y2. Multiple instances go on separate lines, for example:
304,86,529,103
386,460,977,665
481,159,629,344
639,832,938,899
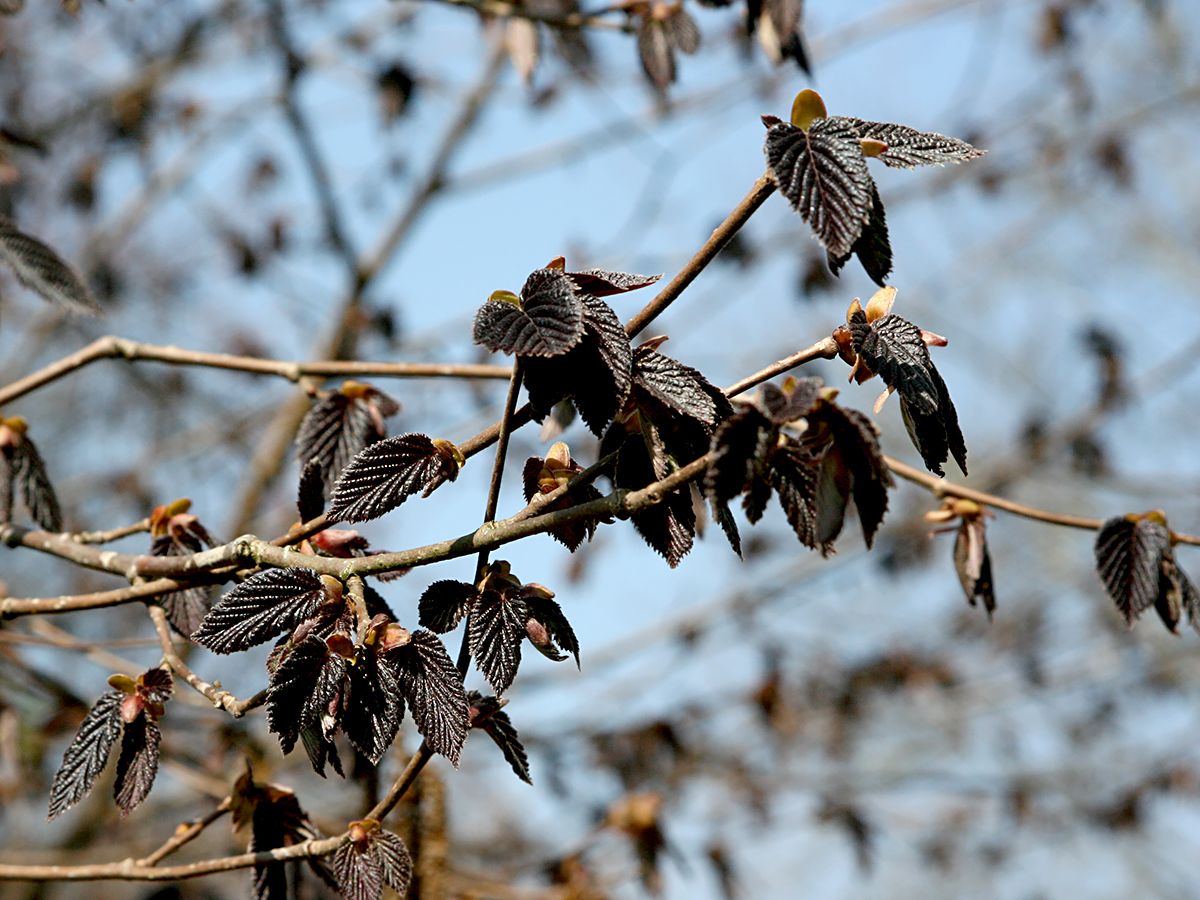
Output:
193,568,330,654
473,268,584,357
839,117,984,169
820,403,892,548
763,116,874,259
333,841,384,900
113,714,161,815
299,722,344,778
1094,513,1177,627
47,691,123,818
375,830,414,894
418,580,478,633
827,182,892,287
520,445,607,550
525,295,633,436
388,630,469,765
295,382,399,500
150,531,213,637
954,517,995,617
328,433,462,523
343,648,404,765
0,419,63,532
334,824,413,900
469,589,528,694
705,404,774,506
267,636,349,756
850,310,966,476
470,693,532,784
616,429,696,567
522,590,580,668
297,458,325,522
565,268,662,296
0,216,101,315
634,346,727,428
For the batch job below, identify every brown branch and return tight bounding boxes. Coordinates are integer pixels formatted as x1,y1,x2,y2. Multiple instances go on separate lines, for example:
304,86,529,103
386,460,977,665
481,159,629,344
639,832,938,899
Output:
70,519,151,545
148,606,266,717
368,743,435,822
0,335,510,408
0,836,343,882
136,798,233,867
456,171,778,461
1,577,207,618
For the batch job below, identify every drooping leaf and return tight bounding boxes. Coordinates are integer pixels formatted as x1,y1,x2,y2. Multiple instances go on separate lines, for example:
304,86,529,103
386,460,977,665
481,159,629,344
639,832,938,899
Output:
12,437,62,532
954,517,995,616
850,310,966,476
522,590,580,668
525,295,633,437
821,403,892,548
637,18,675,90
898,364,968,477
633,346,728,428
473,268,584,357
1095,514,1171,626
296,383,399,500
418,580,478,634
343,648,404,765
334,840,384,900
113,714,161,815
705,404,774,506
470,693,532,784
388,630,469,765
768,442,825,551
0,216,101,315
850,312,937,414
267,636,349,756
193,568,329,654
614,427,696,567
710,497,743,557
763,116,874,259
246,775,325,900
566,268,662,296
47,690,123,818
328,433,462,523
828,182,892,286
469,589,528,694
375,830,414,894
840,117,984,169
299,722,344,778
150,532,213,637
297,458,326,523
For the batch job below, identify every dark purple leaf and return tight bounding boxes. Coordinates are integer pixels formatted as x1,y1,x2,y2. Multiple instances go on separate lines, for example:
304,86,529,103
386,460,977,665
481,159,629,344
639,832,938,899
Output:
1095,515,1171,626
0,215,101,315
418,580,478,634
954,518,995,616
47,691,123,818
193,568,329,654
566,268,662,296
473,268,583,357
388,630,469,765
764,116,873,259
113,714,161,815
328,433,461,523
839,117,984,169
469,589,527,694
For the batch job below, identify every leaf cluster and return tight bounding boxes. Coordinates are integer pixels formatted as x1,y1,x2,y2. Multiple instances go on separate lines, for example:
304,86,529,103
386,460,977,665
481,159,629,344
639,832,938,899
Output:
419,561,579,695
763,89,983,284
599,339,735,566
706,376,892,554
193,568,469,768
295,380,400,503
1095,512,1200,633
48,668,173,818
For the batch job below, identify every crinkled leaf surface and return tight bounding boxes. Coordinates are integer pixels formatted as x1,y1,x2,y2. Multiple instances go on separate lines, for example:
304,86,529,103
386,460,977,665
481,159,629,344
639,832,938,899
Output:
48,690,123,819
473,268,583,357
328,433,460,523
193,568,327,654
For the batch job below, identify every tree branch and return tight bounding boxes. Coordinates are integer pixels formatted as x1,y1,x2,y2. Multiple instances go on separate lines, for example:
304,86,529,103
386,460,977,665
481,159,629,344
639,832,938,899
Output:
136,797,233,867
148,606,267,717
0,336,510,408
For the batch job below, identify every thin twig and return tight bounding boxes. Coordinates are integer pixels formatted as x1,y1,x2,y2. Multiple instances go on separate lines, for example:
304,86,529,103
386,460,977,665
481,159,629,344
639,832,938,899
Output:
0,836,343,882
70,519,150,545
136,798,233,867
367,743,434,822
148,606,266,717
0,336,510,408
425,0,631,31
